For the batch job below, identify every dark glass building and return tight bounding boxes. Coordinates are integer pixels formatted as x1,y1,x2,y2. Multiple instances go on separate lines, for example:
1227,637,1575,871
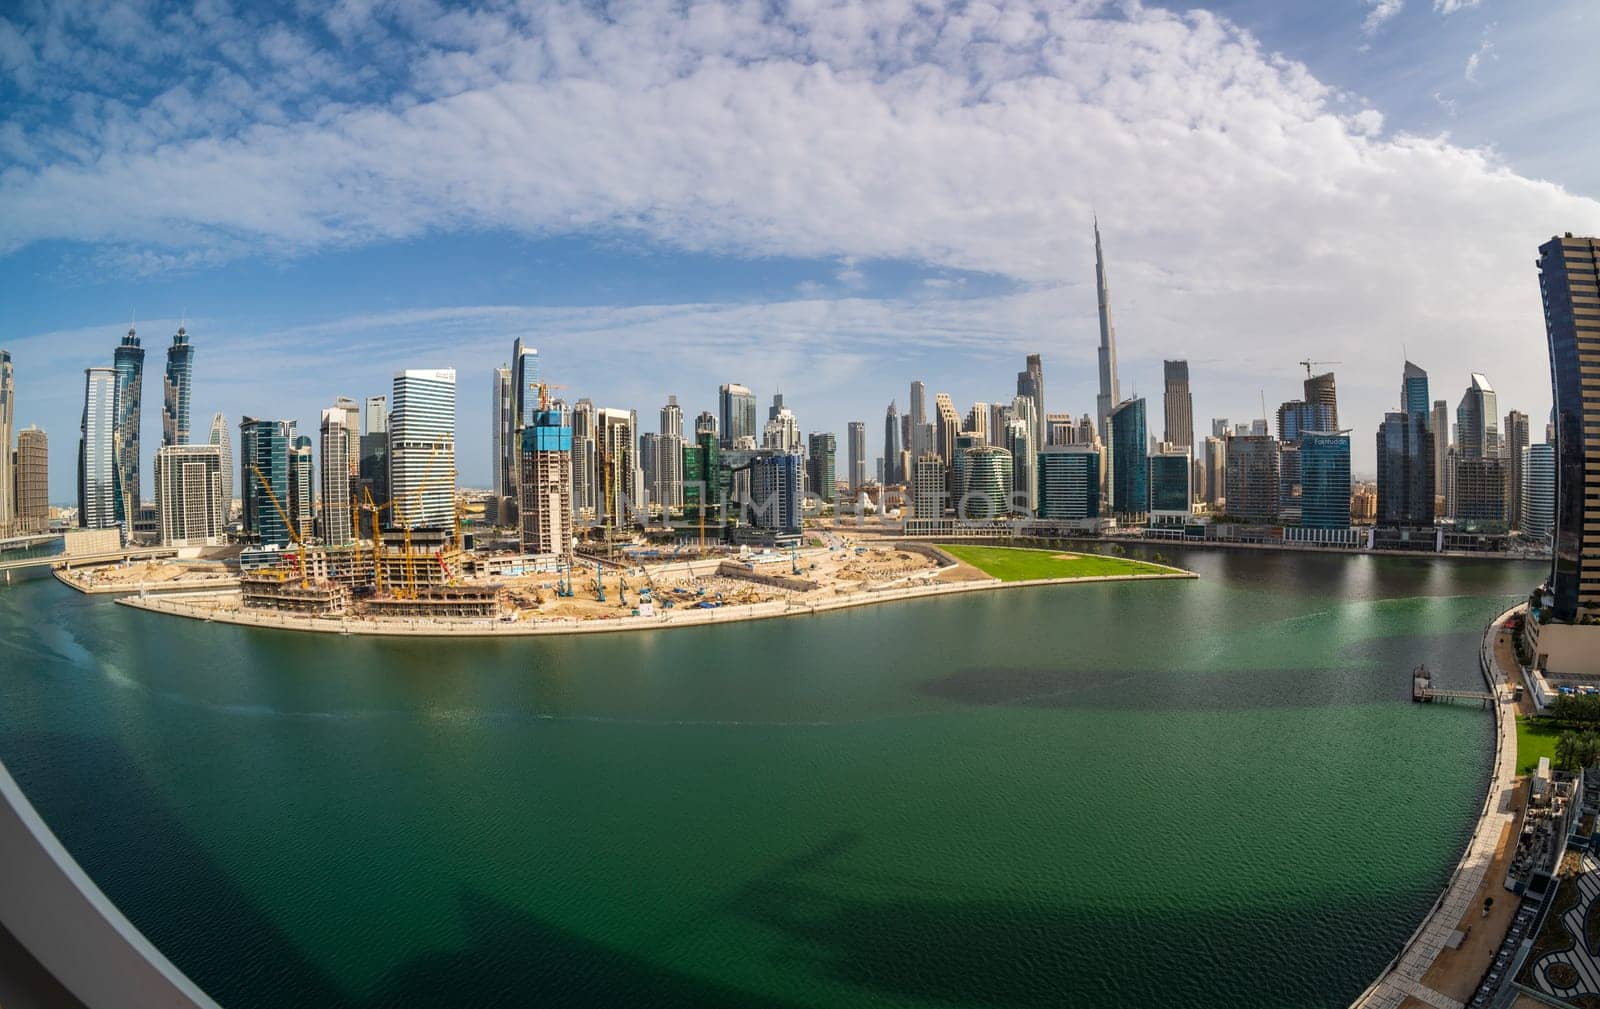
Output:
1539,234,1600,620
1299,432,1350,530
1106,397,1147,516
112,327,145,522
239,417,293,548
806,431,836,504
1376,411,1434,526
162,326,193,447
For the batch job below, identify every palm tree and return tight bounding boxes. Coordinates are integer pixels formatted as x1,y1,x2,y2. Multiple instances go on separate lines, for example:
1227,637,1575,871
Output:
1557,731,1581,771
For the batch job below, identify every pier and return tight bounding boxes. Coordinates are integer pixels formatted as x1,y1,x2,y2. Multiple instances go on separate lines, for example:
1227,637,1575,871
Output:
1412,664,1497,707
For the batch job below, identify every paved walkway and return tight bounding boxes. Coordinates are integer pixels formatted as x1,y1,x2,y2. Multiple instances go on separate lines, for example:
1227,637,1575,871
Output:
1530,850,1600,999
1351,607,1522,1009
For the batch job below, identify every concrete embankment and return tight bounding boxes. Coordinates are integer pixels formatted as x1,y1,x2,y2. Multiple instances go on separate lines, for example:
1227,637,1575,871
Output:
115,568,1197,639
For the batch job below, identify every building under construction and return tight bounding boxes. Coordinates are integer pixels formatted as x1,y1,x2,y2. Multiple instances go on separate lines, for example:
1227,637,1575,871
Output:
363,583,501,619
520,407,575,557
240,568,350,614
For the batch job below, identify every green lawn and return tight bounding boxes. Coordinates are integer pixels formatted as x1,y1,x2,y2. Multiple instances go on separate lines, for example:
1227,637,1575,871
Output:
1517,715,1561,775
936,544,1178,582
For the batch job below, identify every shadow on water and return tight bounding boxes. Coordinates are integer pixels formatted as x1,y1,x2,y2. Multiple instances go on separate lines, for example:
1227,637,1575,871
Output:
727,832,1426,1009
919,630,1484,712
1,733,802,1009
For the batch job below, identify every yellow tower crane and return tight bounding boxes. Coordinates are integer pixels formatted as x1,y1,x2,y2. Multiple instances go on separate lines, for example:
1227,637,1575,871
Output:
248,464,308,588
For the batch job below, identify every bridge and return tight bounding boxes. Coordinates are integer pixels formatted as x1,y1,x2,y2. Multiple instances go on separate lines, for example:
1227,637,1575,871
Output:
0,547,179,580
1411,664,1498,706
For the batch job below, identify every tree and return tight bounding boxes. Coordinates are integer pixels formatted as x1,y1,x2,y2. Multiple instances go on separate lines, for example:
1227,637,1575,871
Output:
1557,731,1581,772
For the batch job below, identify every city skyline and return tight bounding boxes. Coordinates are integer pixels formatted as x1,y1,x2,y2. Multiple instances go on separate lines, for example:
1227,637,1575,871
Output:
3,2,1599,499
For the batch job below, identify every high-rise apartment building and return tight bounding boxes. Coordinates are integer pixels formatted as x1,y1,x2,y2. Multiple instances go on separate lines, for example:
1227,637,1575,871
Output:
1163,360,1193,451
520,407,574,556
1505,409,1530,529
1450,456,1507,526
390,369,456,529
288,435,314,538
79,367,119,531
13,426,47,532
1538,234,1600,619
719,384,757,449
764,406,801,455
964,402,989,445
1004,414,1036,514
1094,218,1122,441
239,417,293,547
934,394,960,485
683,426,722,522
847,421,867,493
1105,398,1147,516
365,395,387,435
1037,445,1100,520
661,396,684,439
1024,353,1044,432
571,399,597,517
807,432,836,504
0,349,12,531
1523,443,1556,543
153,444,225,547
748,451,803,535
1376,412,1434,527
595,407,638,525
112,327,144,522
988,402,1010,449
1225,435,1281,522
207,413,232,513
909,452,946,529
910,381,926,428
953,444,1012,519
320,407,352,545
162,326,193,448
1299,432,1351,530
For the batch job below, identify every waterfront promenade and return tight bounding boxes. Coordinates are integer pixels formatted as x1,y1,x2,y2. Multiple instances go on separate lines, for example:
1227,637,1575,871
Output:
1350,605,1523,1009
115,566,1196,638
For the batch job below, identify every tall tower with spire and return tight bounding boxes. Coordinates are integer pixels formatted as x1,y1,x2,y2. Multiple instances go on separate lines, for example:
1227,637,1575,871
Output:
113,325,145,524
1094,218,1121,442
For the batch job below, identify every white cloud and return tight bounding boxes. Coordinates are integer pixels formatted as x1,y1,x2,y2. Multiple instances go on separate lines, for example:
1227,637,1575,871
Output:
3,0,1600,487
1433,0,1481,13
1465,32,1495,83
1362,0,1404,37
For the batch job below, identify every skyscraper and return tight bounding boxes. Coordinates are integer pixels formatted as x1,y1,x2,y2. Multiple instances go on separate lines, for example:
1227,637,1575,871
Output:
1202,436,1226,507
1004,413,1036,513
1523,443,1556,543
390,369,457,529
1162,360,1193,451
320,407,353,545
112,326,145,522
1225,436,1281,521
953,444,1012,519
162,326,193,448
719,384,757,449
1455,373,1499,459
1402,361,1430,422
1505,409,1530,529
288,434,314,539
0,349,12,531
883,402,902,484
493,364,513,503
153,444,225,547
909,453,946,531
1304,371,1338,431
520,406,574,556
208,413,232,513
239,417,293,547
1538,234,1600,620
364,395,387,435
1376,412,1434,526
510,339,539,430
1094,218,1122,441
934,393,960,475
847,421,866,493
748,451,803,535
1105,398,1147,516
964,402,989,445
1431,400,1450,511
1299,432,1351,530
571,399,597,516
807,432,836,504
14,426,47,533
1023,353,1045,450
594,407,638,525
79,367,118,531
1147,445,1192,520
661,395,684,439
910,381,926,429
1036,445,1100,520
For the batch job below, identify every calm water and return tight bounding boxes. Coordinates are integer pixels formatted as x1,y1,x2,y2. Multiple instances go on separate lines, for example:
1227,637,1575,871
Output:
0,547,1539,1008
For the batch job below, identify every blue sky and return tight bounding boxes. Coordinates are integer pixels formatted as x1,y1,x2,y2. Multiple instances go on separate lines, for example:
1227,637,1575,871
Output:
2,0,1598,500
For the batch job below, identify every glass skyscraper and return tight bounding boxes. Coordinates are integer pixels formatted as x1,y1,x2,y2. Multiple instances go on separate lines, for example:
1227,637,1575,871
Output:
1402,361,1429,422
1106,397,1147,516
719,384,757,449
390,369,457,530
112,326,145,522
1299,432,1351,530
1036,445,1099,519
1376,412,1434,526
79,367,119,530
162,326,193,448
1538,235,1600,620
239,417,293,547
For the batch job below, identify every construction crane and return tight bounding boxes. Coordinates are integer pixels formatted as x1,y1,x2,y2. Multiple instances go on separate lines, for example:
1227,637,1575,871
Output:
249,464,308,588
595,560,606,602
530,381,567,412
1299,359,1341,379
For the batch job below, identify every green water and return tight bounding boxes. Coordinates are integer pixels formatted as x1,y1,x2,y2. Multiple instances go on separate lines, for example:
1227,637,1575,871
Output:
0,547,1538,1008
